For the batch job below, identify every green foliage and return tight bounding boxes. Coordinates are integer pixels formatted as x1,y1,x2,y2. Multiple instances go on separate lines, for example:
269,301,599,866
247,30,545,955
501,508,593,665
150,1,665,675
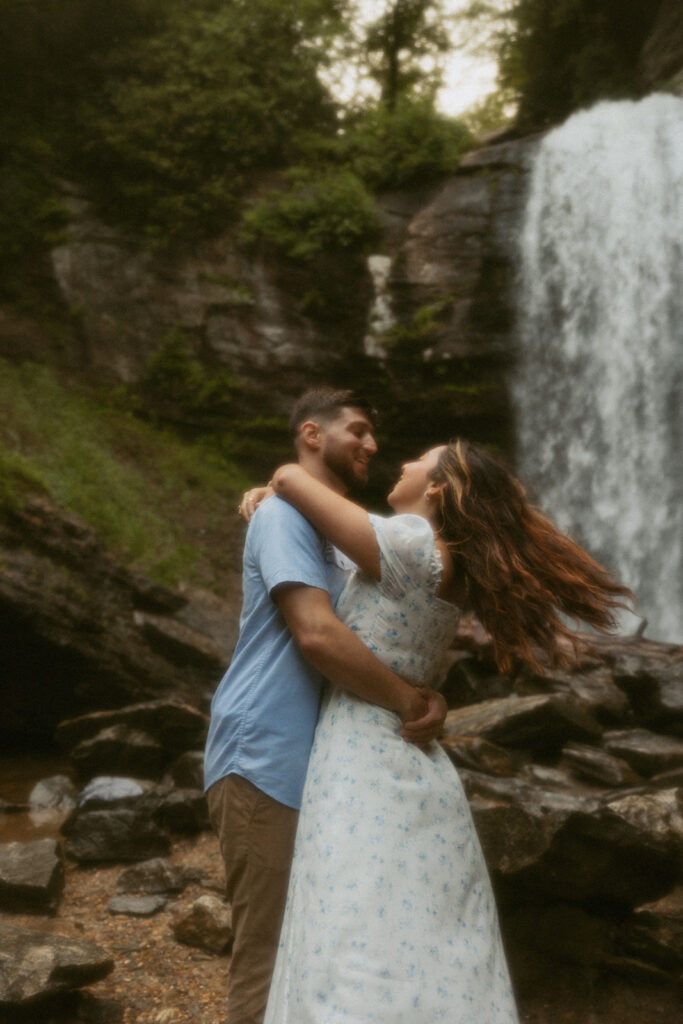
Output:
341,99,472,191
80,0,340,242
0,137,68,299
241,168,380,261
0,358,251,585
384,297,451,349
462,0,662,128
135,332,237,426
460,88,516,137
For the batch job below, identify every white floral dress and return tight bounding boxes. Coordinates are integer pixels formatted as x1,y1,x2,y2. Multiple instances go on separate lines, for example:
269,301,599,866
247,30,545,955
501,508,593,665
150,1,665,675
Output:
264,514,519,1024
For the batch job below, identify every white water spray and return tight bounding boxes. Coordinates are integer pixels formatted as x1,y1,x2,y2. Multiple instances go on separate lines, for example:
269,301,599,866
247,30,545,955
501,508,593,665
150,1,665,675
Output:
513,95,683,642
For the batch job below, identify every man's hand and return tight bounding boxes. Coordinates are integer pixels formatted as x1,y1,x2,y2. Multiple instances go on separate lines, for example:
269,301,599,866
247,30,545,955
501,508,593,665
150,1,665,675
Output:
238,485,274,523
399,688,447,747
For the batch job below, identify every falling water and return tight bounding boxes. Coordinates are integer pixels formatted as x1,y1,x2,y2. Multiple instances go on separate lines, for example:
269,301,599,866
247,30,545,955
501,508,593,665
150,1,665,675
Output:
513,95,683,642
363,254,395,359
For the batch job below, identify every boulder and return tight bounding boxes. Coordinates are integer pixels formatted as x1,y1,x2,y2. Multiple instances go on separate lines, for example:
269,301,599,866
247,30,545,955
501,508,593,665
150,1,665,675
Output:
108,894,167,916
0,839,64,914
171,894,233,955
76,775,153,811
559,742,643,788
443,694,602,752
56,699,209,758
440,655,513,709
116,857,193,895
28,775,78,810
440,735,522,777
167,750,205,790
0,921,113,1008
70,724,165,780
515,666,630,723
603,728,683,776
62,808,171,864
610,651,683,734
463,773,681,907
146,787,210,835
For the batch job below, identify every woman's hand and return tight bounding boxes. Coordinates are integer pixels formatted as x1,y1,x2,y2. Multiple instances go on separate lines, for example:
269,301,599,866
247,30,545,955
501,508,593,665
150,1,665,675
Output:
238,484,274,523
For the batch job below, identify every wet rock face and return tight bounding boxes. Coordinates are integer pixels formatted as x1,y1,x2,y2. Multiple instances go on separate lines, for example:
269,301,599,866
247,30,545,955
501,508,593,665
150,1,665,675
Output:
0,497,231,746
639,0,683,92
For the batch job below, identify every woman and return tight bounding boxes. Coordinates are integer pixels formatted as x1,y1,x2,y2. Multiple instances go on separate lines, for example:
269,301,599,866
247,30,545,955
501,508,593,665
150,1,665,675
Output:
262,440,630,1024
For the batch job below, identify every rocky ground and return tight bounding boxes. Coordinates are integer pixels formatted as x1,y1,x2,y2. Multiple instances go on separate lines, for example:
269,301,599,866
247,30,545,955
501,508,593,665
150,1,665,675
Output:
1,626,682,1023
0,831,229,1024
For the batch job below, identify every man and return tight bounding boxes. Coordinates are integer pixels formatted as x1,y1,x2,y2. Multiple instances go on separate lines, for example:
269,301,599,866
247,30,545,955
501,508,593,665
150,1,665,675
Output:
204,388,447,1024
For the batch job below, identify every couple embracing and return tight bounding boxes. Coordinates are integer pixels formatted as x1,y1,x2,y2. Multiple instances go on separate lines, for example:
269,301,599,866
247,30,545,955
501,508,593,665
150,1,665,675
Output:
204,388,629,1024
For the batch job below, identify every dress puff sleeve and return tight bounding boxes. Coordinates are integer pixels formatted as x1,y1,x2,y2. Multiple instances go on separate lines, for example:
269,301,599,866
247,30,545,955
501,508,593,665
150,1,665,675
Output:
367,513,442,597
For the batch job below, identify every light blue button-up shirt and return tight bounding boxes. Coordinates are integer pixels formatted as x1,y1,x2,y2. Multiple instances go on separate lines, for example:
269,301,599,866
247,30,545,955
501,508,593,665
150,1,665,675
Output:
204,496,352,809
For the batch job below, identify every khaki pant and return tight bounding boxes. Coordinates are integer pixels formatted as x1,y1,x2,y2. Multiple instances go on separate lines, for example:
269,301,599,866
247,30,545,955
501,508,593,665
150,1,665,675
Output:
207,773,298,1024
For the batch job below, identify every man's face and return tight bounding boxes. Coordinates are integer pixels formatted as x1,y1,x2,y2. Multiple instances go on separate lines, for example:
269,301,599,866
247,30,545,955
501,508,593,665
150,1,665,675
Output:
320,406,378,490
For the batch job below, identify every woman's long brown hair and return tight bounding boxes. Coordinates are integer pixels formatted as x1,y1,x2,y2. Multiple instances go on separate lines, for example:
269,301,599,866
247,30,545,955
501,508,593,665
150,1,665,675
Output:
431,440,633,674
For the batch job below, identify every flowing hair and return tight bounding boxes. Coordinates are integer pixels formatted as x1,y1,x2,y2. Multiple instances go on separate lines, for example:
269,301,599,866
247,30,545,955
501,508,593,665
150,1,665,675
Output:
430,440,633,674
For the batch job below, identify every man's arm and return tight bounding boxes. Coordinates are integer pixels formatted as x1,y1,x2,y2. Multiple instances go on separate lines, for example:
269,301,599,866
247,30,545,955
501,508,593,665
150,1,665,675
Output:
274,585,446,745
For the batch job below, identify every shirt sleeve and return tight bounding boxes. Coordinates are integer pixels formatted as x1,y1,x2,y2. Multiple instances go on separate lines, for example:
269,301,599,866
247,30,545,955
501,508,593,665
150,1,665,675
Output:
249,497,330,597
368,513,441,596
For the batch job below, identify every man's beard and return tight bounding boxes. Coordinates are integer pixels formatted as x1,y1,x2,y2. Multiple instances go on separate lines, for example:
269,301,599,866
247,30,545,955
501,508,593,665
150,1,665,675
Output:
322,447,368,493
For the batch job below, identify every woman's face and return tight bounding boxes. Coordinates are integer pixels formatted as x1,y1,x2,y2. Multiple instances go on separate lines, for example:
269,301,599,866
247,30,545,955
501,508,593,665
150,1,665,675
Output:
387,446,445,511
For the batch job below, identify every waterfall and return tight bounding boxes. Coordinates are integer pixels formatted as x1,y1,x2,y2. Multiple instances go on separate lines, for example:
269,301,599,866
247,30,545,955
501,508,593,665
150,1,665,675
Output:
363,254,394,359
512,95,683,642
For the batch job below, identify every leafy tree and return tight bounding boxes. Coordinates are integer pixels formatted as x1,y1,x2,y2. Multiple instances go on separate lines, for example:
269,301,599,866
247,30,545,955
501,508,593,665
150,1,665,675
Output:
78,0,344,242
241,168,380,261
458,0,662,128
341,98,472,190
363,1,451,111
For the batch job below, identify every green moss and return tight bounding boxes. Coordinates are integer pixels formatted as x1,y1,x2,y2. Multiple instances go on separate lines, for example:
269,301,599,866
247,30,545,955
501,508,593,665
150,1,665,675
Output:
0,358,252,587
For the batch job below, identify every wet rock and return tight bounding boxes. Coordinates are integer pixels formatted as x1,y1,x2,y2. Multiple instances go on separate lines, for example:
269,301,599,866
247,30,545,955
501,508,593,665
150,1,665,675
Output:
559,742,643,788
108,894,167,916
133,611,226,673
517,764,588,791
439,735,522,777
0,497,227,747
56,699,209,758
76,776,153,811
515,666,630,723
0,839,64,914
62,808,171,864
464,772,681,907
505,902,614,968
443,693,602,752
0,921,113,1008
440,655,513,709
71,725,165,780
632,885,683,965
28,775,78,810
116,857,200,895
171,894,233,955
167,750,204,790
146,787,210,835
610,651,683,734
603,728,683,776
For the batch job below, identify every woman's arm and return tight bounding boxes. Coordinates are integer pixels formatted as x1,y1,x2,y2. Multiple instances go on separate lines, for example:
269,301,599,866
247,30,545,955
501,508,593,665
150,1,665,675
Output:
272,464,381,579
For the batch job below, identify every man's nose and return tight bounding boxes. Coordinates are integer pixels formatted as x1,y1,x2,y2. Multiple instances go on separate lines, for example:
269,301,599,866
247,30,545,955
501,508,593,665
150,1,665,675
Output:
363,433,378,455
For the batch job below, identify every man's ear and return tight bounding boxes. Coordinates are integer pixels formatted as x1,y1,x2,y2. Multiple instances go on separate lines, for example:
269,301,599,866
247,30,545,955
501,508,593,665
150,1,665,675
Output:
300,420,322,451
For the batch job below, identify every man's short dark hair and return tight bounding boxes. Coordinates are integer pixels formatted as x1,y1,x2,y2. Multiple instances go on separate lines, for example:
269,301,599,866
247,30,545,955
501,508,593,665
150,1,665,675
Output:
289,388,376,439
